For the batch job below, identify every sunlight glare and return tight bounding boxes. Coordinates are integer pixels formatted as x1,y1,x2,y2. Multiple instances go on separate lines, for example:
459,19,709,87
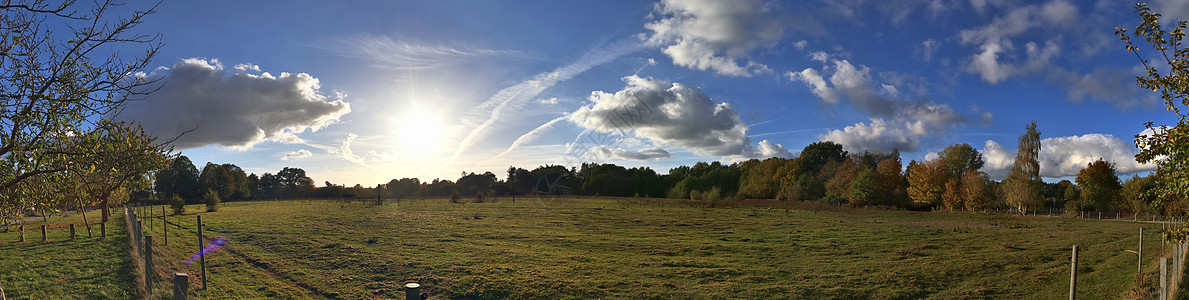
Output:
395,107,445,156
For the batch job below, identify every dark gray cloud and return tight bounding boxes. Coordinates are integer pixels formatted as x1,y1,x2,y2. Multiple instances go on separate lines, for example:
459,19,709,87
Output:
119,58,350,149
592,146,672,161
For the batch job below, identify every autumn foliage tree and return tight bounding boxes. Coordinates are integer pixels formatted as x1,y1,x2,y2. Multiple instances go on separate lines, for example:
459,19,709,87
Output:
1003,121,1043,212
907,159,947,209
1075,159,1122,212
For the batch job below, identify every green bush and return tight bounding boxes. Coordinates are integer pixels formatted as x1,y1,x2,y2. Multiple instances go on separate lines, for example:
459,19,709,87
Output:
473,191,486,203
204,189,221,212
169,195,185,215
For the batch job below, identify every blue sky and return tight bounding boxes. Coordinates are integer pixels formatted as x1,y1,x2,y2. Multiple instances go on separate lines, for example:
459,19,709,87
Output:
117,0,1188,186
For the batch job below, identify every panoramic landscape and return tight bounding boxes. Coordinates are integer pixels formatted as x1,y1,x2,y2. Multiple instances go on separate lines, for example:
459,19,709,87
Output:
4,0,1189,299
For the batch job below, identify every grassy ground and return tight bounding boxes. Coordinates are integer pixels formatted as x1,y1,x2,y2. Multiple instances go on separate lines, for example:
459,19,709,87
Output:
0,209,135,299
121,197,1172,299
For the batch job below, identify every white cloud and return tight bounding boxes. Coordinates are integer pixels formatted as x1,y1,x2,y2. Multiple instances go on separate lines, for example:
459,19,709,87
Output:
810,51,829,63
327,35,517,70
118,58,351,149
788,68,838,103
538,97,559,105
794,40,808,50
958,0,1077,84
795,59,978,153
569,75,789,158
820,118,921,153
643,0,781,77
918,39,940,61
979,133,1157,180
281,149,312,161
233,63,260,72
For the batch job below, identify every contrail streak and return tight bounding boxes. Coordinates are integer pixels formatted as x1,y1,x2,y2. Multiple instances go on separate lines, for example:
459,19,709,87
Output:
450,38,642,162
474,113,570,168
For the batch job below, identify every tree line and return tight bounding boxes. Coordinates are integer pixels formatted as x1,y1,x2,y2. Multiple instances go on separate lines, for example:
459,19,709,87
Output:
145,121,1171,215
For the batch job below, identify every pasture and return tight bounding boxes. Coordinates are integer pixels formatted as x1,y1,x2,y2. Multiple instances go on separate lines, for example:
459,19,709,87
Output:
116,197,1167,299
0,198,1173,299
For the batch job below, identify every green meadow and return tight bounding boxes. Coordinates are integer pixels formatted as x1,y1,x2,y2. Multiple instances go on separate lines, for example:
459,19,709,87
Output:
93,197,1168,299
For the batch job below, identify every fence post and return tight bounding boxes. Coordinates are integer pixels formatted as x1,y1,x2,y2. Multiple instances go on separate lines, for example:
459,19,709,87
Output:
1141,227,1145,277
173,273,188,300
145,235,153,292
148,207,152,230
198,215,206,290
40,225,46,242
1162,257,1169,300
163,207,167,246
136,221,143,255
70,224,75,240
404,283,421,300
1070,245,1078,300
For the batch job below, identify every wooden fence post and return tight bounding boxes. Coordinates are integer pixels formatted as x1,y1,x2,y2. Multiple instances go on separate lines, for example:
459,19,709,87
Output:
173,273,188,300
1140,227,1144,277
404,283,421,300
1161,257,1168,300
163,207,167,246
198,215,206,290
145,235,153,291
1070,245,1078,300
70,224,75,240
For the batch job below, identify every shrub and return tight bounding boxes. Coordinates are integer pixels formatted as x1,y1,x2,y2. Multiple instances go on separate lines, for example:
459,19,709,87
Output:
169,195,185,215
705,186,722,208
474,191,486,203
449,189,462,203
204,189,221,212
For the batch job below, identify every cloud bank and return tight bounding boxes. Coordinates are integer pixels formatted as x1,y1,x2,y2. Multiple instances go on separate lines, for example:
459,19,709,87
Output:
979,133,1157,180
644,0,781,76
791,59,977,153
569,75,790,159
119,58,351,149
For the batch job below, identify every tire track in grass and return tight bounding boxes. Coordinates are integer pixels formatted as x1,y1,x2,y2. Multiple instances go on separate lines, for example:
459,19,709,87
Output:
157,219,336,299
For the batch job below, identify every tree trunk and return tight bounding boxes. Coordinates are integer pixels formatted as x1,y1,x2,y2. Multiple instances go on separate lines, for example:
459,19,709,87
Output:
78,198,92,237
100,197,109,223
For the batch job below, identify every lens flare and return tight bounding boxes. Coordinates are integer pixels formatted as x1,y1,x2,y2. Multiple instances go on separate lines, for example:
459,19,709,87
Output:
184,237,226,265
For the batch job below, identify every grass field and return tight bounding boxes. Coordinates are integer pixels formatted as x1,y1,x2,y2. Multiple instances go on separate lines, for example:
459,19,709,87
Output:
0,210,136,299
103,197,1168,299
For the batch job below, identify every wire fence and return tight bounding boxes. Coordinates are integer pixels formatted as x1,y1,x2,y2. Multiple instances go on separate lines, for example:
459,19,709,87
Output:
119,201,1189,299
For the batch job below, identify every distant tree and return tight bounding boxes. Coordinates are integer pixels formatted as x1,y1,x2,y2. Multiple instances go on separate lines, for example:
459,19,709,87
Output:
276,167,314,198
941,179,964,211
1063,184,1081,211
155,156,201,202
938,144,985,179
738,158,787,199
799,141,848,176
823,159,864,201
873,158,908,206
1075,159,1122,212
204,189,220,212
1123,175,1157,215
257,173,280,199
848,168,876,206
907,159,947,209
245,173,260,200
1004,121,1043,212
962,170,993,211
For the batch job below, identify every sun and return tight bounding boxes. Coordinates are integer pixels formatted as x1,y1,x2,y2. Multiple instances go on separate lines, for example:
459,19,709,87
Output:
394,107,445,156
